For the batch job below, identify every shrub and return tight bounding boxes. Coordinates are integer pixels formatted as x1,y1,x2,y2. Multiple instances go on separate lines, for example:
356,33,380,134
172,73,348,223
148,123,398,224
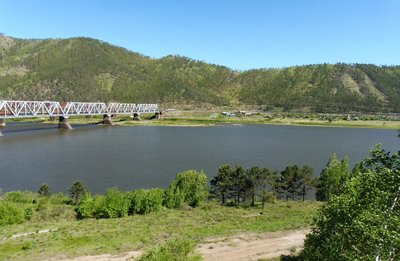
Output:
138,238,201,261
129,189,164,215
164,170,209,208
98,188,129,218
0,201,25,226
4,191,34,203
24,206,34,221
76,193,95,219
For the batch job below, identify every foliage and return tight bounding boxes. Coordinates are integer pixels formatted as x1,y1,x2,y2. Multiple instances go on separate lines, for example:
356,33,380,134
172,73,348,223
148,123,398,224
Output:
277,165,314,201
69,180,89,205
0,201,26,226
76,193,95,219
1,36,400,112
211,164,305,206
138,238,201,261
164,170,209,208
4,191,34,203
97,188,130,218
210,164,232,205
258,168,279,207
38,183,51,197
128,188,164,215
302,146,400,260
0,200,320,260
315,154,350,201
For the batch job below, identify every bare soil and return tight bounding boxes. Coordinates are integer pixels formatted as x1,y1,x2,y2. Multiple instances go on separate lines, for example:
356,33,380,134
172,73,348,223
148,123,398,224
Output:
197,229,307,261
52,229,308,261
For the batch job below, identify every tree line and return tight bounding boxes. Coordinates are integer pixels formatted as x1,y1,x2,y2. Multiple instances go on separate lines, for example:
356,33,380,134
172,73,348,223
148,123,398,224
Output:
1,155,351,227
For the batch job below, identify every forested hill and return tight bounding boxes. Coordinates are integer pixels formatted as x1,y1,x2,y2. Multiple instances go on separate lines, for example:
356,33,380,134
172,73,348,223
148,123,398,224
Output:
1,34,400,113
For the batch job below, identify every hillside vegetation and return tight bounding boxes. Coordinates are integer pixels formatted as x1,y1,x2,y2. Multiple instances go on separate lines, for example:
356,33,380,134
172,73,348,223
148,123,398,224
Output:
1,34,400,113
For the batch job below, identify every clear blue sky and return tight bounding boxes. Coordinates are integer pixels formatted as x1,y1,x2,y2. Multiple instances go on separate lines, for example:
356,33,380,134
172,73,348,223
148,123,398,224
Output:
1,0,399,70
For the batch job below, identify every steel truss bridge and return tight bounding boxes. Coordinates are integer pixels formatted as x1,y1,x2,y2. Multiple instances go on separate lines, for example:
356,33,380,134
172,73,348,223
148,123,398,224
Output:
0,100,159,119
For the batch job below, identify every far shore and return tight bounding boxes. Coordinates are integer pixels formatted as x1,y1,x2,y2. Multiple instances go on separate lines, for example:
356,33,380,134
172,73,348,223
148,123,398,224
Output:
3,110,400,130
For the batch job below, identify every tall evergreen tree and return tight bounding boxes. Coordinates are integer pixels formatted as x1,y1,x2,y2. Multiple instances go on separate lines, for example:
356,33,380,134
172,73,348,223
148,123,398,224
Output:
210,164,233,205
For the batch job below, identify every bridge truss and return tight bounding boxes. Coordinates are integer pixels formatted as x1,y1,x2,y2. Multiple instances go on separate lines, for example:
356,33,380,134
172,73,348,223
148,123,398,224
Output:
0,100,159,119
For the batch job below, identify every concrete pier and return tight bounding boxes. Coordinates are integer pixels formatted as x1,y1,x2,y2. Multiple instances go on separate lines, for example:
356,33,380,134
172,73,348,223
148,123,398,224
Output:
58,116,73,129
155,112,162,120
0,119,5,136
102,114,115,125
133,113,141,121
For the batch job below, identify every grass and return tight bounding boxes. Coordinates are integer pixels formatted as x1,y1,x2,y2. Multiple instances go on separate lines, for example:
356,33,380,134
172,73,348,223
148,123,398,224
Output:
0,201,321,261
4,111,400,129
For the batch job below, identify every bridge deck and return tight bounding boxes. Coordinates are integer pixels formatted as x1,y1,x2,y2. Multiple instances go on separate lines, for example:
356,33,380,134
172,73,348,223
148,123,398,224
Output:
0,100,158,119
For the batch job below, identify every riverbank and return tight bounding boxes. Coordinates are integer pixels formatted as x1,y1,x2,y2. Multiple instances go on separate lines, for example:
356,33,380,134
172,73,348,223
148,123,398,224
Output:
4,110,400,129
0,201,320,260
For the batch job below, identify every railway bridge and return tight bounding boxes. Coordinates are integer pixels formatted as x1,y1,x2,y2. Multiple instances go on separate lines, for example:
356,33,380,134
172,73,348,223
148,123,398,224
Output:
0,100,159,136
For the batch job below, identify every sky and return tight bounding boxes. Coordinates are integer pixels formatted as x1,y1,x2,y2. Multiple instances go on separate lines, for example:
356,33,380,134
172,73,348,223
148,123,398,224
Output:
1,0,400,70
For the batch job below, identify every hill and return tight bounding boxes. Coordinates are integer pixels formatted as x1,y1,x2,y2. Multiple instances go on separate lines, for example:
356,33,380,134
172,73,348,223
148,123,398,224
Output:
1,34,400,113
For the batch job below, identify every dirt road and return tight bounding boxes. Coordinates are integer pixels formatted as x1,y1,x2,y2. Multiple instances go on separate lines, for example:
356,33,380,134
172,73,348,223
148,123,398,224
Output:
53,229,308,261
198,229,308,261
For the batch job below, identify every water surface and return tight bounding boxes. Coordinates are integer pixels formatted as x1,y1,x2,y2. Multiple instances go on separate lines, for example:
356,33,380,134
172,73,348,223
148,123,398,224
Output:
0,123,398,193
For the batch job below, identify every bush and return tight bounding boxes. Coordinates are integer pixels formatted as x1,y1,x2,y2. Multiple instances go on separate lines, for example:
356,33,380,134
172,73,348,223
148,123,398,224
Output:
0,201,25,226
138,238,201,261
76,193,95,219
129,189,164,215
97,188,129,218
24,207,34,221
164,170,209,208
4,191,34,203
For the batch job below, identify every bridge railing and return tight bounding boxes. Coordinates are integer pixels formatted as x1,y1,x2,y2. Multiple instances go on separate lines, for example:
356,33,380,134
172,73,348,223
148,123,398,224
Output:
0,100,158,118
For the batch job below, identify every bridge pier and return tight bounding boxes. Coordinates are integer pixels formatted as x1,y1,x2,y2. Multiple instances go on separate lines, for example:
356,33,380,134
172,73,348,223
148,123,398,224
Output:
133,113,141,121
58,116,73,129
155,111,162,120
0,119,5,136
102,114,115,125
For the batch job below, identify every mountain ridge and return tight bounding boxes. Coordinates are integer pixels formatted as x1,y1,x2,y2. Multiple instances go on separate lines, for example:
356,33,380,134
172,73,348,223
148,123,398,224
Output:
1,34,400,112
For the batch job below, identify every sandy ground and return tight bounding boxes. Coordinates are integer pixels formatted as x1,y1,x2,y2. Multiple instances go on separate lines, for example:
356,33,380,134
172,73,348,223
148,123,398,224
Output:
197,229,307,261
52,229,308,261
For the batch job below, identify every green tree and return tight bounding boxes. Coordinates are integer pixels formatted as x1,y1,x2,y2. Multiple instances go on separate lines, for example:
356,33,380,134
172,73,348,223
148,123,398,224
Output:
69,180,89,205
38,183,51,197
210,164,233,205
258,167,278,208
245,166,262,206
230,165,248,206
298,165,314,201
278,165,314,201
164,170,208,208
315,154,350,201
302,146,400,260
278,165,300,201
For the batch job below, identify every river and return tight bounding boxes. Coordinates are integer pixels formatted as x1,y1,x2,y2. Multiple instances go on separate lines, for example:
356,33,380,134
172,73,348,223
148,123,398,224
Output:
0,123,398,193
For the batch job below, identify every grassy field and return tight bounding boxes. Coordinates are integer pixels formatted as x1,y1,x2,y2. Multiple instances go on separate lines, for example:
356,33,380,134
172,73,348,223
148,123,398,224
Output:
0,201,320,261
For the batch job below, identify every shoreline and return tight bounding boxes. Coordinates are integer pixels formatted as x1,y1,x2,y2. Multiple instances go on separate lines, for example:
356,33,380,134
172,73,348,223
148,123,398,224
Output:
2,111,400,130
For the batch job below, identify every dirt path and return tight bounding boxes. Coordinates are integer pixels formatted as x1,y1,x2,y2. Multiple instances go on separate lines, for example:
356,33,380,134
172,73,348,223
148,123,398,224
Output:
198,229,308,261
52,229,308,261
